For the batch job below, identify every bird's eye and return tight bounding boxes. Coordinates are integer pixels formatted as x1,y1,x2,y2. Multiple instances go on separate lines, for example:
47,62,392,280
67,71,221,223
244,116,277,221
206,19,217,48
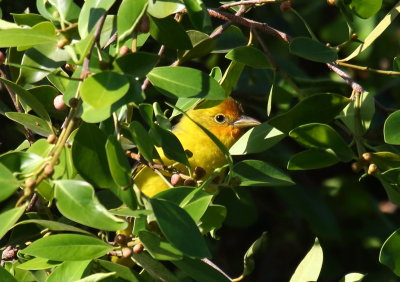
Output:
214,114,226,123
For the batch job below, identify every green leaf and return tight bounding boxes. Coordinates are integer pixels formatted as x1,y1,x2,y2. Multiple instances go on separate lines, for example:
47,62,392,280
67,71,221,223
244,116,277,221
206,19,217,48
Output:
289,123,354,162
20,234,114,261
341,92,375,134
0,22,58,47
105,136,132,187
47,260,91,282
78,0,116,38
139,230,183,261
0,162,20,202
6,112,53,137
16,257,61,270
183,0,211,31
117,0,147,43
180,190,213,222
199,204,226,235
14,219,92,235
232,160,295,187
0,151,44,176
48,0,81,25
349,0,382,19
289,37,338,63
149,15,193,50
113,52,159,79
339,273,365,282
12,13,47,26
225,46,272,69
0,204,26,240
243,232,268,276
72,123,115,188
0,267,17,282
178,30,216,63
378,172,400,206
80,71,129,109
151,124,190,168
220,60,245,96
76,272,117,282
130,252,179,282
290,238,323,282
172,257,230,282
95,259,140,282
0,77,51,122
150,198,211,258
129,121,155,162
148,66,225,99
147,0,185,18
288,149,340,170
54,180,128,231
268,94,351,133
380,228,400,276
230,122,285,155
384,110,400,145
18,42,70,85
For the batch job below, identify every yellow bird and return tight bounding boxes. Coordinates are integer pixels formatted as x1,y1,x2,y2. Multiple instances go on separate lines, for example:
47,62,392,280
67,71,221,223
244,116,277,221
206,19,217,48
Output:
134,97,261,197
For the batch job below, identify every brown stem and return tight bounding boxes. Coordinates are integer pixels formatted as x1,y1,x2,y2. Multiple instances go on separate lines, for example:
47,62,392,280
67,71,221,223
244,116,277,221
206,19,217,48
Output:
141,45,166,91
211,5,249,38
337,61,400,76
326,63,365,97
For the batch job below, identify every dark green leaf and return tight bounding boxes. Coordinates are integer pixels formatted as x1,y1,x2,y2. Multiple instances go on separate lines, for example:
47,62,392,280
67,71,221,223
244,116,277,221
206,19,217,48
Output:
147,0,184,18
289,37,338,63
289,123,354,162
48,0,81,24
12,13,47,26
226,46,272,69
0,205,26,240
230,122,285,155
384,110,400,145
20,234,114,261
138,103,154,127
105,136,132,187
95,259,140,282
214,25,247,53
6,112,53,137
0,267,17,282
220,61,245,96
349,0,382,19
0,163,20,202
130,252,179,282
117,0,147,43
380,228,400,276
243,232,268,276
139,230,183,261
147,66,225,99
150,198,211,258
47,260,91,282
72,123,115,188
14,219,92,235
16,257,61,270
199,204,226,235
78,0,116,38
0,151,44,176
129,121,155,162
149,15,192,50
151,124,190,168
232,160,295,187
80,71,129,109
178,30,216,62
0,21,58,47
268,94,351,133
183,0,211,31
172,257,230,282
113,52,159,78
54,180,128,231
341,91,375,134
288,149,340,170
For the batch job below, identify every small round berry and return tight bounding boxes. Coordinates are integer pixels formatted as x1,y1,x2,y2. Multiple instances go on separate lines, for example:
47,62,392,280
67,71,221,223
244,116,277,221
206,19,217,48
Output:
53,95,66,110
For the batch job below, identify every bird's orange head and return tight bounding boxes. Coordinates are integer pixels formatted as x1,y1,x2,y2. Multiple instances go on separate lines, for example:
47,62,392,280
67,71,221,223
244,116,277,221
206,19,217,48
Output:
175,97,260,148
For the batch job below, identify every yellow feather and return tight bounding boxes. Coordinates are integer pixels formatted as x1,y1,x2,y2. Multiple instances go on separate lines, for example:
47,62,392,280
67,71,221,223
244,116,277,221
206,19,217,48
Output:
134,98,259,197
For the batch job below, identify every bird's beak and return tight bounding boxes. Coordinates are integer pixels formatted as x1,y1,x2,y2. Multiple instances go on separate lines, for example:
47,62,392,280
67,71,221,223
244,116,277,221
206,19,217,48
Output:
233,115,261,128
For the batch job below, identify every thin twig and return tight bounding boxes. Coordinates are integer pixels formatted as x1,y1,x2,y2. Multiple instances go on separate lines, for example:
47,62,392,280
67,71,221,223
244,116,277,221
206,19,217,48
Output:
337,61,400,76
141,45,166,91
211,5,249,38
219,0,279,10
326,63,365,98
201,258,233,281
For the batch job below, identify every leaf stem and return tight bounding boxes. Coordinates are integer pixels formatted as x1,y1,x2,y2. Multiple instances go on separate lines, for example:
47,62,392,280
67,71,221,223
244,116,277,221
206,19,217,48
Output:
337,61,400,76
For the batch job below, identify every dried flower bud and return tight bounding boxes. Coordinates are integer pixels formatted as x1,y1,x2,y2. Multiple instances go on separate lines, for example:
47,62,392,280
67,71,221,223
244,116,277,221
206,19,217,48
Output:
115,234,128,245
185,149,193,158
122,247,133,258
280,1,292,12
183,178,196,187
133,244,144,254
69,98,79,108
43,164,54,178
57,38,69,49
119,46,130,56
25,177,36,189
47,134,57,144
0,51,5,66
367,163,378,175
229,176,241,187
362,153,372,162
351,162,362,173
138,15,150,33
193,166,206,180
54,95,66,110
170,173,182,186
